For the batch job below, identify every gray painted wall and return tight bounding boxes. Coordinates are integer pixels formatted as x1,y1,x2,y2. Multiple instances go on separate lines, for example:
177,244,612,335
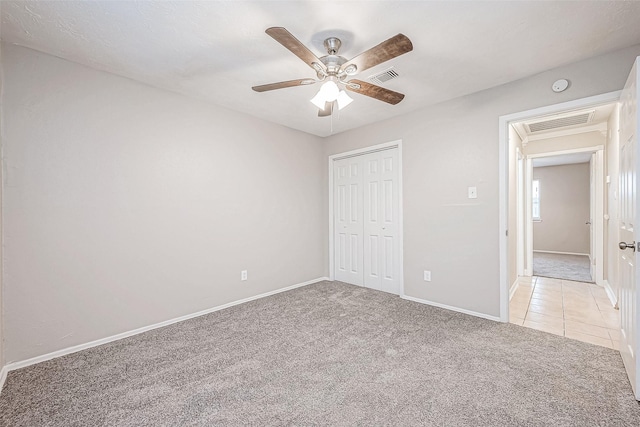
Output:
2,44,326,363
524,132,606,156
533,164,591,254
3,41,640,364
323,44,640,318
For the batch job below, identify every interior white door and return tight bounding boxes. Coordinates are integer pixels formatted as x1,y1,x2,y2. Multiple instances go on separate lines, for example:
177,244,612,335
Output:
618,57,640,400
334,156,364,286
363,149,401,294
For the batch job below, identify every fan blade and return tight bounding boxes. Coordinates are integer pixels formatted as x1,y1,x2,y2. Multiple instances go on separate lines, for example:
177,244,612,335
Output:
344,80,405,105
318,101,335,117
341,34,412,75
266,27,327,74
252,78,316,92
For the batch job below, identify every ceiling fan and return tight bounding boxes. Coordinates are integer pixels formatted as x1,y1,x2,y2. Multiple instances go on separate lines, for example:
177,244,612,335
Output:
252,27,413,117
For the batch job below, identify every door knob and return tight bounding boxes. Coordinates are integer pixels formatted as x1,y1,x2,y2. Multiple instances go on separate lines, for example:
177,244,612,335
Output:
619,241,636,251
585,221,591,225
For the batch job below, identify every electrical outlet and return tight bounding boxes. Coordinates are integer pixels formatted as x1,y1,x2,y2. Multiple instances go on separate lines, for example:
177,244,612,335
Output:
241,270,248,281
424,270,431,282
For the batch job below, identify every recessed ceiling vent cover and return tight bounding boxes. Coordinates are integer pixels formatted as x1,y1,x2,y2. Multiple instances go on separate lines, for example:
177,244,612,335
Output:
525,110,595,133
369,67,399,85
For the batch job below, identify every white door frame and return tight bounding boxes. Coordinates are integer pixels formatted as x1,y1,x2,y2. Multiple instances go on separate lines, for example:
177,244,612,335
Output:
526,146,605,286
328,140,405,296
516,148,525,277
525,157,533,276
499,91,621,322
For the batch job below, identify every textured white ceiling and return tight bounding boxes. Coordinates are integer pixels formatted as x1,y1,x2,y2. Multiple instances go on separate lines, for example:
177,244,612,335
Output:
3,1,640,137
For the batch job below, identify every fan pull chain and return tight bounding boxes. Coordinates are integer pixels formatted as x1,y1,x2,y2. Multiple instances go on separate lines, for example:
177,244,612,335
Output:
330,103,333,134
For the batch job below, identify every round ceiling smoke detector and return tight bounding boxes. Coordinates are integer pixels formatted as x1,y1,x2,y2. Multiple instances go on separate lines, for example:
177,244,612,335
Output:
552,79,570,93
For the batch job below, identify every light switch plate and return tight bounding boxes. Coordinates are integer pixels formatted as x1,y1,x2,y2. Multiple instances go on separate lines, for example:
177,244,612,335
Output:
468,186,477,199
424,270,431,281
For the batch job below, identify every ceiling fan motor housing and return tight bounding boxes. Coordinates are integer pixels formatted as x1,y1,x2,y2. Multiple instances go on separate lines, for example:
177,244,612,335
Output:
324,37,341,55
319,55,347,77
318,37,348,79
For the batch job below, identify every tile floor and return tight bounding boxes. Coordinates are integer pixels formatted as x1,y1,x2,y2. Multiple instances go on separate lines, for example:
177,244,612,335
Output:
509,276,620,350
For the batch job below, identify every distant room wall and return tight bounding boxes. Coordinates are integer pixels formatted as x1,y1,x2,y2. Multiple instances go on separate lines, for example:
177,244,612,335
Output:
533,163,590,254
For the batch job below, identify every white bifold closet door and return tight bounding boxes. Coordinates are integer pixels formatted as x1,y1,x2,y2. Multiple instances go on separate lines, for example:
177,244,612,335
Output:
334,155,365,286
334,148,400,294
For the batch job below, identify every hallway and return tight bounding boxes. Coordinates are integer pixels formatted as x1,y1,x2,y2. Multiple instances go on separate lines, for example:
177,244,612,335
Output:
533,252,592,283
510,276,619,349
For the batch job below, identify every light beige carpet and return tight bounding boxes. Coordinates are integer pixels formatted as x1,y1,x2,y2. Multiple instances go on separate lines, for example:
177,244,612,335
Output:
1,281,638,426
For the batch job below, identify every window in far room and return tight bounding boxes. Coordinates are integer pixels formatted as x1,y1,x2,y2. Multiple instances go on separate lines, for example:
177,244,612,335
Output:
532,179,541,221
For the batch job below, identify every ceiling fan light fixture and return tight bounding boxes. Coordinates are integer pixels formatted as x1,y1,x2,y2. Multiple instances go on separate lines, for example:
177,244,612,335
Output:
336,90,353,110
310,91,326,109
310,80,341,109
321,80,340,101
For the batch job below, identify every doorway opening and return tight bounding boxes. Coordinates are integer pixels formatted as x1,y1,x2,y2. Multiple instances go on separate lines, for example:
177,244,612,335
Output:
499,94,621,349
527,149,601,284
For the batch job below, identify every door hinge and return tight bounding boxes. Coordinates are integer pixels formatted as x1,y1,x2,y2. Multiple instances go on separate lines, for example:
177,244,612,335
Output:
505,230,508,237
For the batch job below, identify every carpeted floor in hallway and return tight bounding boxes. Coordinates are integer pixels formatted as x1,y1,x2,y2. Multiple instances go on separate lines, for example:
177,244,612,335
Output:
533,252,593,283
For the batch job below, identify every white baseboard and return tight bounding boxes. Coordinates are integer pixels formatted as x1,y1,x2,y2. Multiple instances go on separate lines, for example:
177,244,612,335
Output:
603,280,619,309
401,295,501,322
509,278,520,301
1,276,330,386
533,250,589,257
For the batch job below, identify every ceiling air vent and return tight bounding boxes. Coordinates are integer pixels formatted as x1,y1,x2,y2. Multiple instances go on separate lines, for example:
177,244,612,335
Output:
369,67,399,85
525,110,595,133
